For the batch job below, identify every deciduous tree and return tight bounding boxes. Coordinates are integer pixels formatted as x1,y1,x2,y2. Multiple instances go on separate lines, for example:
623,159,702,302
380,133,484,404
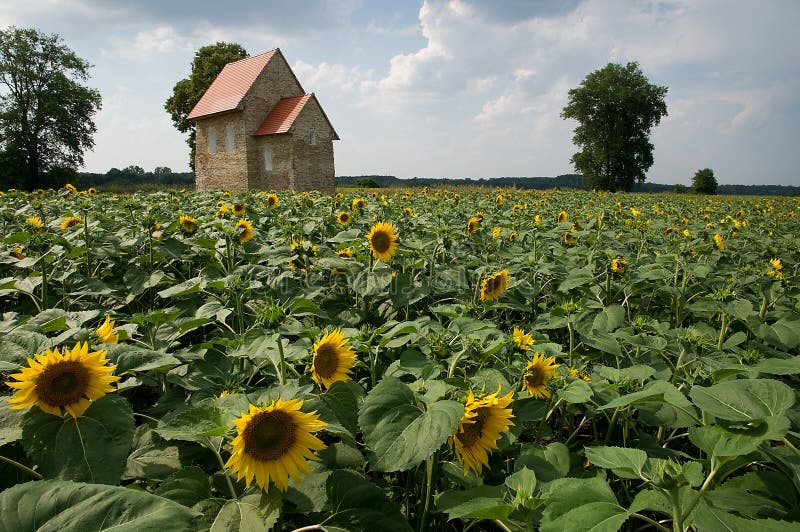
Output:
0,27,101,189
561,62,667,192
692,168,717,194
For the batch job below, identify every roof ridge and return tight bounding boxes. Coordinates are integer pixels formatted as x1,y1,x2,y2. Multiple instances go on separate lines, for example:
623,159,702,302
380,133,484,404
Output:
226,48,278,66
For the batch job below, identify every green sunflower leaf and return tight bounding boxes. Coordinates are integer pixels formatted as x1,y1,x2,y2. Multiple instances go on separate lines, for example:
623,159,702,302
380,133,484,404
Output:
359,376,463,472
21,394,134,485
0,479,199,531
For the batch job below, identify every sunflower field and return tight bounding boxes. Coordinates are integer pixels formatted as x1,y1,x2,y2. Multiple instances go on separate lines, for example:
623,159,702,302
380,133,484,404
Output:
0,185,799,531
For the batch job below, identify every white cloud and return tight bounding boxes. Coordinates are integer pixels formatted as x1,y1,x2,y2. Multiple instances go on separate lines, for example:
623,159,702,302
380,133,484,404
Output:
292,60,370,94
104,26,193,61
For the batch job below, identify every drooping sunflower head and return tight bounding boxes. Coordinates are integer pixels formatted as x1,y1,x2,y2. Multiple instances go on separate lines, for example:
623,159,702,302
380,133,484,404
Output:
466,217,480,236
60,215,83,230
266,193,279,208
366,222,399,261
449,390,515,475
512,327,534,351
557,210,568,223
237,219,254,244
337,211,351,225
232,203,246,216
11,247,25,260
534,214,541,225
65,183,78,195
96,315,119,344
713,233,725,251
179,215,198,234
562,232,576,245
6,342,119,418
495,194,505,205
770,258,782,271
523,352,560,399
311,328,357,389
26,216,44,229
216,201,230,217
480,269,510,301
474,211,485,222
611,258,627,274
351,197,367,211
508,230,518,242
225,399,327,491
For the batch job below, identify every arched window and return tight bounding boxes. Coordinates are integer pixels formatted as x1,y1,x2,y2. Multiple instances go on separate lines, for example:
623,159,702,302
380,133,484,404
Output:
208,126,217,154
264,145,273,171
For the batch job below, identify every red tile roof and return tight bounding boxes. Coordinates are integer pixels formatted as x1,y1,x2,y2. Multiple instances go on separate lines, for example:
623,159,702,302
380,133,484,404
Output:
187,49,276,120
252,94,313,135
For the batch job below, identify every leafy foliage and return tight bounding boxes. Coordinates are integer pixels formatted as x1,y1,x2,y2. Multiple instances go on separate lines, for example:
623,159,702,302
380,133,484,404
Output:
0,27,101,189
0,185,798,530
693,168,718,194
562,62,668,192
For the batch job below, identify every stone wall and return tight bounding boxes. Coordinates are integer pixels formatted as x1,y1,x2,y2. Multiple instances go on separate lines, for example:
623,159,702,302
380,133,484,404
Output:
250,135,291,190
287,97,336,193
194,113,248,192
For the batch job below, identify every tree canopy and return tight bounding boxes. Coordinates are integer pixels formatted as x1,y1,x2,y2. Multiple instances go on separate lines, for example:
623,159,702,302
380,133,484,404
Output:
692,168,718,194
165,42,248,170
561,62,668,192
0,27,101,189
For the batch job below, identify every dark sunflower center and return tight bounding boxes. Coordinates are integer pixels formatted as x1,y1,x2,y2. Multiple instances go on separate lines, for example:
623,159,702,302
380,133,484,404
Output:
458,407,489,448
36,361,90,407
243,410,297,461
525,368,544,388
484,276,500,295
371,231,391,253
314,343,340,379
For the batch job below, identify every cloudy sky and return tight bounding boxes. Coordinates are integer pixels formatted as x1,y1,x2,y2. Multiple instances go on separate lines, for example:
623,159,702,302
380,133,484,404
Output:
2,0,798,186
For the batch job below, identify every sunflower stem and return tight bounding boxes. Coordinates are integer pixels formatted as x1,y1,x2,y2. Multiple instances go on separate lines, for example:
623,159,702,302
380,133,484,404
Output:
418,452,439,532
0,454,43,480
782,437,800,459
276,335,287,386
209,439,238,500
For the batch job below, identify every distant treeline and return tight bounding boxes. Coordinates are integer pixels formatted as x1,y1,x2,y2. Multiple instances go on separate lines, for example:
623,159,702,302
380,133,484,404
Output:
336,174,800,196
72,167,799,196
77,165,194,191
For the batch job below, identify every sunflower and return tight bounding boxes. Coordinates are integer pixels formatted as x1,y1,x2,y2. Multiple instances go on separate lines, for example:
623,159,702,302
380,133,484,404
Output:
467,217,480,236
568,367,591,383
232,203,246,216
512,327,534,351
534,215,541,225
767,258,783,279
557,210,568,223
512,204,523,214
449,390,514,475
6,342,119,418
11,247,24,260
225,399,327,491
611,258,627,274
337,211,351,225
266,193,279,208
562,232,576,245
65,183,78,195
508,230,518,242
351,197,366,211
366,222,399,261
60,215,83,230
403,207,414,218
237,219,254,243
96,315,119,344
336,248,353,258
492,227,503,239
87,187,97,195
522,352,560,399
495,194,505,206
216,201,229,217
311,328,357,389
26,216,44,229
713,233,725,251
179,215,198,234
480,269,510,301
